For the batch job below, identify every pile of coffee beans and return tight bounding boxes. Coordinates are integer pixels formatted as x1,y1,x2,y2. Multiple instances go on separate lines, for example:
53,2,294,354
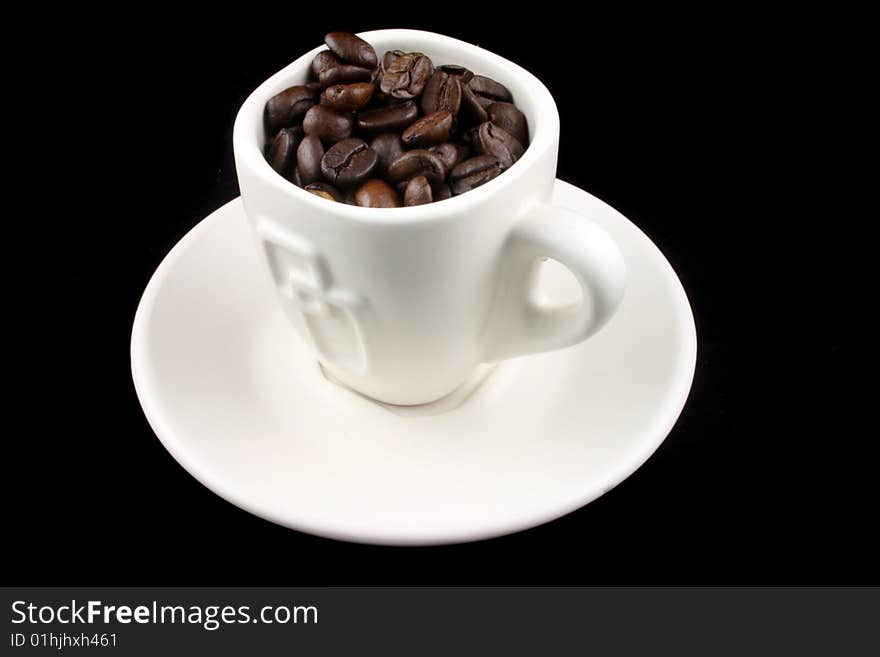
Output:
263,32,529,207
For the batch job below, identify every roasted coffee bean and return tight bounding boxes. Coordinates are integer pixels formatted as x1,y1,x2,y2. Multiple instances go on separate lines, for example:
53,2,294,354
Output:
459,125,475,144
296,134,324,185
321,82,375,112
381,50,405,70
306,189,336,202
429,142,470,171
266,127,303,177
373,49,406,84
325,32,378,69
321,63,373,86
312,50,372,86
401,111,454,148
449,154,500,179
342,187,359,205
356,101,419,134
487,102,528,145
421,71,462,115
460,84,488,125
264,85,319,135
266,33,530,206
302,105,354,143
370,133,405,176
472,122,524,168
475,94,495,110
321,138,378,187
312,50,337,78
387,150,447,189
403,175,433,206
355,179,400,207
450,155,504,194
304,182,344,202
439,64,474,83
469,75,512,102
380,52,434,99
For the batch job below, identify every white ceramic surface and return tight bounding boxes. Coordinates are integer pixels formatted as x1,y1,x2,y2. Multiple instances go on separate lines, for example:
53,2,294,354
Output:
131,181,696,545
234,29,626,405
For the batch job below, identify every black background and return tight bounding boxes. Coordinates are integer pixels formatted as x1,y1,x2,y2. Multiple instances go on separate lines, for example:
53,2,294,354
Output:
7,10,844,584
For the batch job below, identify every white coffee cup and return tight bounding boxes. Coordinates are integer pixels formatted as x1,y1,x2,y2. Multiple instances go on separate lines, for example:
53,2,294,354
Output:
233,29,626,405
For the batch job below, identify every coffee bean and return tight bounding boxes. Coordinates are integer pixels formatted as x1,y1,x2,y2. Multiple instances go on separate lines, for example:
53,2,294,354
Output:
450,154,500,179
373,49,406,84
461,128,474,145
469,75,512,102
324,32,378,69
267,34,530,206
475,94,495,110
460,84,488,125
322,64,373,86
472,122,524,168
422,71,462,115
450,155,504,194
321,82,375,112
356,101,419,134
429,142,470,171
296,134,324,185
355,179,400,207
321,138,378,187
342,187,359,205
435,183,452,201
401,111,454,148
302,105,354,143
266,127,303,178
312,51,337,78
403,176,433,206
487,102,529,146
381,50,405,70
312,50,372,86
370,133,405,176
439,64,474,84
264,85,319,135
387,150,447,189
379,52,434,99
307,189,336,202
304,182,344,202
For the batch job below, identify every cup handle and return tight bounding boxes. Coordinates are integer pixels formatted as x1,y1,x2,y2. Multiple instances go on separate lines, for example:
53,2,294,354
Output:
481,201,627,362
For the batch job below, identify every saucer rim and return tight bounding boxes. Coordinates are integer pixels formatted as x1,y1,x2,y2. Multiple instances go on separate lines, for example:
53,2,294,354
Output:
130,180,697,545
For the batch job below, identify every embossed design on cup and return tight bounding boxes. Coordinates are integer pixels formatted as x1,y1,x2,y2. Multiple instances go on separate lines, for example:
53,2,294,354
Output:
255,218,368,374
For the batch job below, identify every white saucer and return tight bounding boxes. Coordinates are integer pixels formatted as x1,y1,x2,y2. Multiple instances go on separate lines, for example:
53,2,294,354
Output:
131,180,696,545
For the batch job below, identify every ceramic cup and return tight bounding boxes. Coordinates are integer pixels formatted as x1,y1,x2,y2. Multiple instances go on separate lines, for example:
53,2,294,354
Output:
233,29,627,405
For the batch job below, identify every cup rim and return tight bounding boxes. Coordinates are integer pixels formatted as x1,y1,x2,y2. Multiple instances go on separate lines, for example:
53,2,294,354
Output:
233,28,559,225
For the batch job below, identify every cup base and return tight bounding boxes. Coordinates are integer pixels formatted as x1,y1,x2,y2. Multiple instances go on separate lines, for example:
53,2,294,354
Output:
319,363,498,416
